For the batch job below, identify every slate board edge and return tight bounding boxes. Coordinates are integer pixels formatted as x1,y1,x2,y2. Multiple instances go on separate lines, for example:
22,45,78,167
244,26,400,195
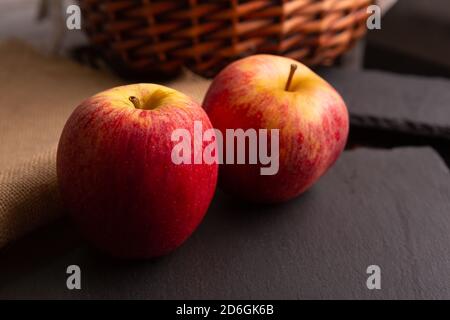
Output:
350,114,450,141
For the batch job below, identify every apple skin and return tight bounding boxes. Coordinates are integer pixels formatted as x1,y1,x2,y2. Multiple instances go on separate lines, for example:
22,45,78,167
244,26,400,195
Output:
202,54,349,203
57,84,218,258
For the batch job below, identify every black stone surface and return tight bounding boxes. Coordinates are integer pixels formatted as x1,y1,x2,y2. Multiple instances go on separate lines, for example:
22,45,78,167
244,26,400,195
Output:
320,69,450,130
317,69,450,143
0,147,449,299
365,0,450,78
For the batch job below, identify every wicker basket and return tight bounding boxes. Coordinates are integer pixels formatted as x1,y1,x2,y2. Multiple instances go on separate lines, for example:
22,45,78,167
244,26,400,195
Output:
79,0,373,78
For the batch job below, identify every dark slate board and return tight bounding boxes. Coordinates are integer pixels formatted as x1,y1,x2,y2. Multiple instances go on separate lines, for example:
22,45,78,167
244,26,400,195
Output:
365,0,450,77
318,69,450,140
0,147,450,299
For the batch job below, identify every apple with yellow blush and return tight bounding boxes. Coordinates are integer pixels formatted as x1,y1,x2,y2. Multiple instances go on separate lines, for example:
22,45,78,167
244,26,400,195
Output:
57,84,218,258
202,55,349,203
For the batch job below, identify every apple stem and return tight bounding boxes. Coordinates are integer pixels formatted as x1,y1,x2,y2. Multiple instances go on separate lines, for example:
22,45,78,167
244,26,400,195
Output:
129,96,141,109
285,64,298,92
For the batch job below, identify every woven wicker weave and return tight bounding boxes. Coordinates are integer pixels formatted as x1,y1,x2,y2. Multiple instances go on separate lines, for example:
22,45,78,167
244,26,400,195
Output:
79,0,373,78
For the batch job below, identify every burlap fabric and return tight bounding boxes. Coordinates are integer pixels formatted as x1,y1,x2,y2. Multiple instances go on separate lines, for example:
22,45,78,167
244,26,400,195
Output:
0,40,211,248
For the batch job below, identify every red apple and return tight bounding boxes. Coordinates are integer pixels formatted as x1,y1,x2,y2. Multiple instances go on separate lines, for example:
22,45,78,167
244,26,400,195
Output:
202,55,349,203
57,84,218,258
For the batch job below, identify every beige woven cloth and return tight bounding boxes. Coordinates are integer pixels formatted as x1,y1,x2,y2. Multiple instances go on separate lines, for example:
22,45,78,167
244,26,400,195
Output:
0,40,210,249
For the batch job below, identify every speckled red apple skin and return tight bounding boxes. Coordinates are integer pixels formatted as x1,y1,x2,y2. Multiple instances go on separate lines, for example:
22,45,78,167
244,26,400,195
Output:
203,55,349,203
57,84,218,258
